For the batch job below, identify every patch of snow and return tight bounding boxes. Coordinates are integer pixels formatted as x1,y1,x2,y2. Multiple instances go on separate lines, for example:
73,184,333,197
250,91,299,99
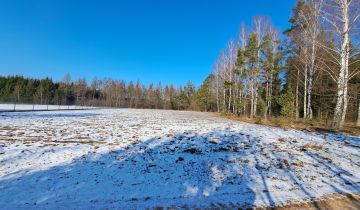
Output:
0,108,359,209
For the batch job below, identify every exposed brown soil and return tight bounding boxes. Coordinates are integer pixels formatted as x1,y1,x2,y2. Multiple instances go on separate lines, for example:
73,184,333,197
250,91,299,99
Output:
258,193,360,210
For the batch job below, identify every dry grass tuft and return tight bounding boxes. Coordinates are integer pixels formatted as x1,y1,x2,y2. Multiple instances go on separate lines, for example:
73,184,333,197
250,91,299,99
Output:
278,137,287,143
301,143,323,152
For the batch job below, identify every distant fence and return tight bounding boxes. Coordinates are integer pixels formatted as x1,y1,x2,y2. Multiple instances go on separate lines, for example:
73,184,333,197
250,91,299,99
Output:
0,103,100,113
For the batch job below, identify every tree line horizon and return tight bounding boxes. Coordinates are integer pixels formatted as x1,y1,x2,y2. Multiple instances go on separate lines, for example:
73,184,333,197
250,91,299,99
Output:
0,74,204,111
0,0,359,129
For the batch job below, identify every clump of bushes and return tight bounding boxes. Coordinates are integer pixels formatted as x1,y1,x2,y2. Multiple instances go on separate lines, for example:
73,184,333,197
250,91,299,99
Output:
274,117,287,128
255,116,263,124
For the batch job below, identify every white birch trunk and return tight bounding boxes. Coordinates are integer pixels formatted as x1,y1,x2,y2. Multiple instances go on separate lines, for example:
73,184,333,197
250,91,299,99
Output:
303,62,308,119
223,87,226,112
228,75,232,112
357,99,360,127
216,73,220,112
233,78,237,114
332,0,350,129
307,72,313,120
307,31,317,120
250,74,254,119
296,67,300,120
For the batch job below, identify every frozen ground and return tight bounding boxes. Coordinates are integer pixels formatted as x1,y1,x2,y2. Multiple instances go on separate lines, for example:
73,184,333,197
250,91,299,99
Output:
0,103,95,112
0,109,359,209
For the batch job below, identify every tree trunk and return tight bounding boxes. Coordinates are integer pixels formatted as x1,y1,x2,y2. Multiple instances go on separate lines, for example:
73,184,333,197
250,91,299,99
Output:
228,70,232,112
223,88,226,112
216,74,220,112
228,85,232,112
269,73,273,117
250,74,254,119
17,88,20,102
264,79,269,120
243,85,247,116
307,73,313,120
332,77,347,129
357,99,360,127
296,67,300,120
254,85,258,117
332,2,350,130
340,77,348,127
306,34,316,120
307,16,318,120
40,88,43,105
303,62,308,119
233,85,236,114
13,96,16,111
92,89,96,107
243,95,246,115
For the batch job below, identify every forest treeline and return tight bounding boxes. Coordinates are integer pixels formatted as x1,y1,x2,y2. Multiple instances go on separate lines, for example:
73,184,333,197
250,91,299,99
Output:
0,75,202,111
0,0,359,129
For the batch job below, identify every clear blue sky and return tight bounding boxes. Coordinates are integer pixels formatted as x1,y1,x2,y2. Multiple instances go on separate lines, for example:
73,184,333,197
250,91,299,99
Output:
0,0,295,86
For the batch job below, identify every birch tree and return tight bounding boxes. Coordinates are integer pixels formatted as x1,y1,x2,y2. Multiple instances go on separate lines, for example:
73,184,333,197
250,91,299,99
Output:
213,61,220,112
287,0,324,119
321,0,360,129
301,0,324,119
224,40,238,112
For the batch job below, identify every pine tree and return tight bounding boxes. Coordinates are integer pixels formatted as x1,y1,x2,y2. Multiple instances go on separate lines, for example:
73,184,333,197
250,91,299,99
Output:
195,75,216,111
245,33,260,119
277,86,296,119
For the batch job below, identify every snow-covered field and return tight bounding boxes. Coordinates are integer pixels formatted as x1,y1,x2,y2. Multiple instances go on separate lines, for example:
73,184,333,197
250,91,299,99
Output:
0,109,359,209
0,104,95,112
